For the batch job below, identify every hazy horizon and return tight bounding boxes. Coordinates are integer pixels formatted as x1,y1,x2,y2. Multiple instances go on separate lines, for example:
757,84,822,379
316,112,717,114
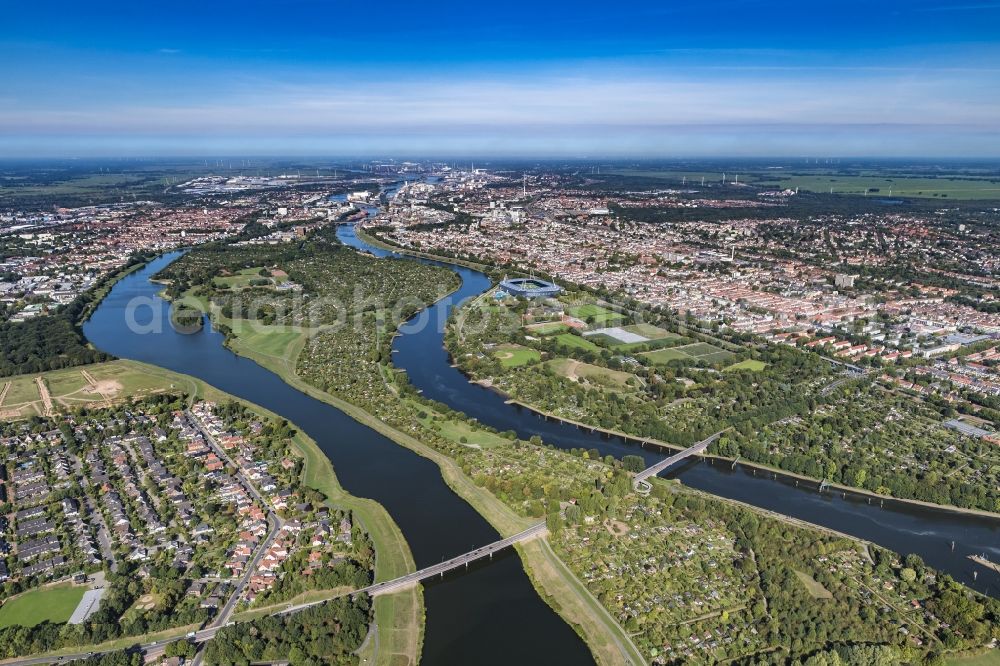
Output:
3,0,1000,158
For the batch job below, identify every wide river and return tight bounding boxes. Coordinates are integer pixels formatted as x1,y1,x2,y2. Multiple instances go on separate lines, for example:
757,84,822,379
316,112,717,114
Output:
83,252,594,664
335,224,1000,599
82,218,999,664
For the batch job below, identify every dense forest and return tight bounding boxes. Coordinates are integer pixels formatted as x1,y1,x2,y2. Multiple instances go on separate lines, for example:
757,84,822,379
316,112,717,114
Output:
0,312,107,376
203,597,371,665
0,252,156,377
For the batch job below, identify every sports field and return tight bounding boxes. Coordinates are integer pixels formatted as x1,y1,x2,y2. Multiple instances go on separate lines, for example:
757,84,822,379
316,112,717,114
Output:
553,333,602,352
641,341,736,365
621,323,676,340
0,584,86,628
493,345,541,368
566,304,625,325
526,321,569,335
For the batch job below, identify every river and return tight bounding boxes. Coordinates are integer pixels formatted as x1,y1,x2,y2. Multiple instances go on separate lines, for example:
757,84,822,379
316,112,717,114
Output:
79,200,1000,664
335,223,1000,599
82,252,594,665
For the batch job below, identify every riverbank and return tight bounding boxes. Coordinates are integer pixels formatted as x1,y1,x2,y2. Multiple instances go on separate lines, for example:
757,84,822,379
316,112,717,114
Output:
0,358,421,665
146,364,425,666
143,227,1000,660
172,278,643,664
191,360,425,666
501,397,1000,521
359,226,1000,521
77,258,150,326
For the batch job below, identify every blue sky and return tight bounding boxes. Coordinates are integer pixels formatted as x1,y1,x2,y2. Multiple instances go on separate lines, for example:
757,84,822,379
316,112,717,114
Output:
2,0,1000,157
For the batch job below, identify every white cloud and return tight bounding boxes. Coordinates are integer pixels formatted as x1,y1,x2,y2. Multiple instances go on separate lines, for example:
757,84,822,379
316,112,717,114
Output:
1,67,998,155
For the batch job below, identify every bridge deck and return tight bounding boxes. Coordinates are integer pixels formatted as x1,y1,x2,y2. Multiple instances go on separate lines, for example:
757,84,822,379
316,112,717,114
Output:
281,431,724,618
634,432,722,482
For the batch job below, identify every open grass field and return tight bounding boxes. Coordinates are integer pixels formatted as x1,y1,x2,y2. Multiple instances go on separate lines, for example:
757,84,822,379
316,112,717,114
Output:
641,341,736,365
548,358,635,388
526,321,569,335
947,651,1000,666
622,323,677,340
566,303,625,325
793,570,833,600
566,303,610,318
606,168,1000,200
414,404,510,449
553,333,602,352
757,174,1000,199
173,289,306,376
0,583,86,628
494,344,542,368
0,360,187,419
229,323,304,360
678,342,737,364
724,359,768,372
588,312,625,325
3,377,43,408
213,267,288,290
0,167,212,208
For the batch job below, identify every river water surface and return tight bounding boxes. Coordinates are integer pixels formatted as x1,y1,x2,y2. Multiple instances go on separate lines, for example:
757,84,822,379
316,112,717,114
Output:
79,212,1000,666
83,252,594,665
335,224,1000,599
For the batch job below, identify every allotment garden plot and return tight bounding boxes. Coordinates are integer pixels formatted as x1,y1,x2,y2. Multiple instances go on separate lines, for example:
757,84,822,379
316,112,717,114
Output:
448,291,833,446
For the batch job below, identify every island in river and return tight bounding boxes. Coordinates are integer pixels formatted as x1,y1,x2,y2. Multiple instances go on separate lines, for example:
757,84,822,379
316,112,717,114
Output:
135,219,1000,665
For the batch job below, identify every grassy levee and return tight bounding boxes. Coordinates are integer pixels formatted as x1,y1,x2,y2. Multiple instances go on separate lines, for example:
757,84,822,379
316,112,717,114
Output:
142,358,425,666
0,358,422,666
516,539,646,666
289,422,423,666
187,306,641,666
154,302,424,666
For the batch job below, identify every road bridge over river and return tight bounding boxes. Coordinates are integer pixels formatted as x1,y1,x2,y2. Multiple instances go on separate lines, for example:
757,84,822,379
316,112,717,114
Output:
634,431,724,482
5,435,726,665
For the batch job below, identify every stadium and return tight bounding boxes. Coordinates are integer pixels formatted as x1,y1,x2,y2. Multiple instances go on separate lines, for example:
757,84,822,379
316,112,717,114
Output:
498,276,563,298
